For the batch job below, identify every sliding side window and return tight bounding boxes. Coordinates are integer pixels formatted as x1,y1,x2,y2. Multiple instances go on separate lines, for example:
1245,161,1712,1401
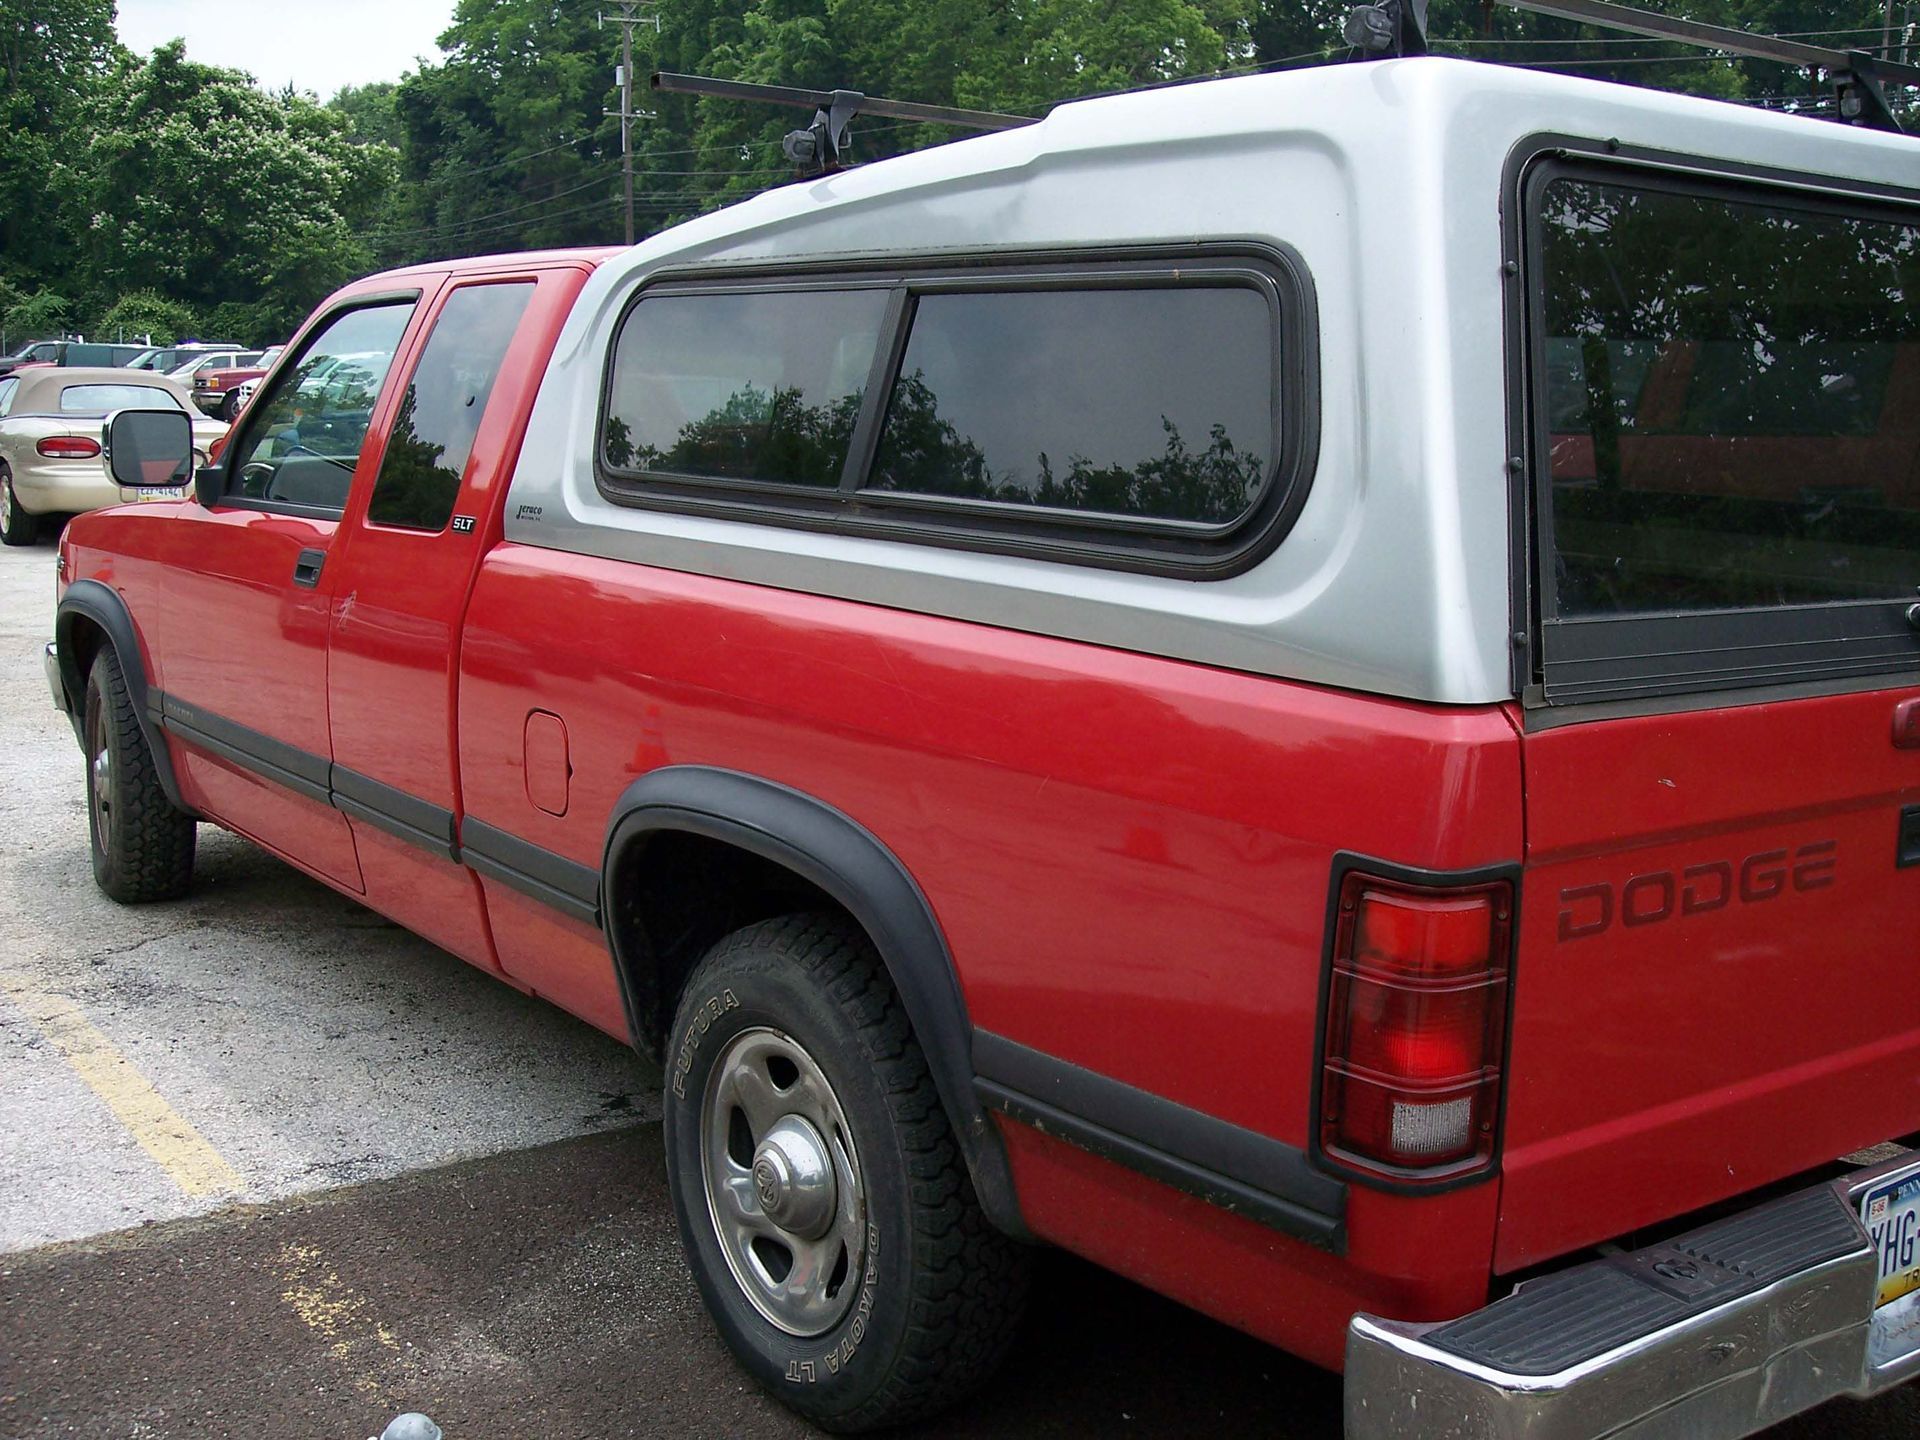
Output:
597,255,1309,575
1529,166,1920,703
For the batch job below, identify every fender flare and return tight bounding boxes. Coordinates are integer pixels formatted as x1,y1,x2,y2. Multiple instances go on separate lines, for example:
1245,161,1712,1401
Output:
54,580,191,813
602,765,1029,1239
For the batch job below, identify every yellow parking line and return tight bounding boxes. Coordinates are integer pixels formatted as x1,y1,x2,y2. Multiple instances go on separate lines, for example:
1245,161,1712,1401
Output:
0,968,242,1199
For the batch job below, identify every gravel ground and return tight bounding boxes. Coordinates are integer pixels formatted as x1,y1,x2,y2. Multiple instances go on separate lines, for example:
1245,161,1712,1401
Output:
0,533,1912,1439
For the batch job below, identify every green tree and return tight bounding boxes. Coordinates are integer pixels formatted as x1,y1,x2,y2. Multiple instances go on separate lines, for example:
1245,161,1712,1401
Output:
4,289,74,343
92,290,200,345
69,41,400,337
0,1,116,288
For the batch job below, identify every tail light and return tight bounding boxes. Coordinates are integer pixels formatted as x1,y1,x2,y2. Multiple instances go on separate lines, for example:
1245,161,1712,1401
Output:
38,436,102,459
1319,868,1513,1183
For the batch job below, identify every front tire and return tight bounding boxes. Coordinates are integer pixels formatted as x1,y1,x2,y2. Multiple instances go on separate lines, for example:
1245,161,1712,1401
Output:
222,392,242,421
664,914,1029,1432
1,465,38,546
84,648,195,902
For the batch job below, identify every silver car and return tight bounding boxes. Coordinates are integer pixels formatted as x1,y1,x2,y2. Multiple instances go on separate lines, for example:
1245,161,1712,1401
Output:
0,367,227,545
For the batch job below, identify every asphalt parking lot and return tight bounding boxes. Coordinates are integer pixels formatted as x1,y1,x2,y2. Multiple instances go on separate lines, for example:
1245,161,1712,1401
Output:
1,534,1915,1440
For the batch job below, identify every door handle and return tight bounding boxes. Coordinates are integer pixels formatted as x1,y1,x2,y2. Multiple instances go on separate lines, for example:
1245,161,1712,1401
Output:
292,548,326,588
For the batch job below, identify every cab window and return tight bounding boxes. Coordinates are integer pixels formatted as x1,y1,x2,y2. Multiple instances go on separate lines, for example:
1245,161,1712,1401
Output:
366,282,534,531
225,302,414,515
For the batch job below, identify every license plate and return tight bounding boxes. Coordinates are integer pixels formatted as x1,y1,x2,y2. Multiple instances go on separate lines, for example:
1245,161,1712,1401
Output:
131,486,187,503
1861,1164,1920,1308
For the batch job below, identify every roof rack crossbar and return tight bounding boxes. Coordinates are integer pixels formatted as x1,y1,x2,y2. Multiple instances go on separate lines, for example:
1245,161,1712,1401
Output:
650,72,1034,177
1495,0,1920,130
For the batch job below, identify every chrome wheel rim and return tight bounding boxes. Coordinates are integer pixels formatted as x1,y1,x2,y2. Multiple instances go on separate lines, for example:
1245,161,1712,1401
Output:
88,722,112,845
701,1025,867,1337
1,474,13,532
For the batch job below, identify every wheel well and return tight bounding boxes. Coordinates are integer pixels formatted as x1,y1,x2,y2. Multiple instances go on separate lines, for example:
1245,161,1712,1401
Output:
606,829,847,1062
61,615,107,697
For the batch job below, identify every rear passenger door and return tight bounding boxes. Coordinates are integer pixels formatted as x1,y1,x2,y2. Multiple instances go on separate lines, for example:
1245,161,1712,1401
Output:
323,269,585,967
148,293,427,891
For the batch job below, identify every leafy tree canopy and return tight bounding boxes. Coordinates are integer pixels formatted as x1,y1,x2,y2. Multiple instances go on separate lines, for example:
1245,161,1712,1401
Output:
5,0,1912,350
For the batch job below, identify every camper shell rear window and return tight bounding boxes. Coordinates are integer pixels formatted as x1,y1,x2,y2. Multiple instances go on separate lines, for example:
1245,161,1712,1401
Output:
596,250,1317,577
1524,158,1920,706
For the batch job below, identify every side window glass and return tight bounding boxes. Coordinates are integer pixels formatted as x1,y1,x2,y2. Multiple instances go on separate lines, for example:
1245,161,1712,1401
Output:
367,282,534,531
868,287,1275,525
602,288,890,489
226,302,413,514
0,378,16,417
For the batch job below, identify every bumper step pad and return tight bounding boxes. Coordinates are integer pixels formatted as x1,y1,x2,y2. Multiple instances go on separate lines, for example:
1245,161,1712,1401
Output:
1427,1186,1864,1376
1346,1165,1920,1440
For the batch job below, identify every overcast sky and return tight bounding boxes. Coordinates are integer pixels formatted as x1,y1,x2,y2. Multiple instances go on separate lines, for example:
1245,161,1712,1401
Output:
117,1,457,101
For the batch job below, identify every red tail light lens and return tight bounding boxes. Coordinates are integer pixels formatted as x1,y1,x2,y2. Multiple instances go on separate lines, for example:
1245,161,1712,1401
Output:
1320,871,1512,1182
38,436,102,459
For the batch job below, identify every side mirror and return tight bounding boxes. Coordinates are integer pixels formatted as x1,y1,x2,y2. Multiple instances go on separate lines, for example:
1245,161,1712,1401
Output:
194,463,224,508
103,408,194,489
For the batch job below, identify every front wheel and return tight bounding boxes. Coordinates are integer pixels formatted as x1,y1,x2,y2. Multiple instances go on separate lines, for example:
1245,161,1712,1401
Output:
222,392,242,421
664,914,1029,1432
84,648,195,902
1,465,38,546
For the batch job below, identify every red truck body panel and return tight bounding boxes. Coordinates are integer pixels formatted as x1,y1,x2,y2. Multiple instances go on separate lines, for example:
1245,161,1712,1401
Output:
453,542,1526,1364
1499,688,1920,1271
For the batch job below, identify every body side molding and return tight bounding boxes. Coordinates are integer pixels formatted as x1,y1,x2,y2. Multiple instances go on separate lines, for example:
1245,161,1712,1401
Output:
601,764,1028,1239
460,815,601,926
54,582,193,813
974,1029,1347,1251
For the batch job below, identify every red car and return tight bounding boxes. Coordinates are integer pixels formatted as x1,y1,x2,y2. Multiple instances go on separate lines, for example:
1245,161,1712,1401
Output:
192,345,284,419
42,56,1920,1440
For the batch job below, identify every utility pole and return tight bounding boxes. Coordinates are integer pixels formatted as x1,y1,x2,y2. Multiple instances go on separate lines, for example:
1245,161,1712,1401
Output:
602,3,659,245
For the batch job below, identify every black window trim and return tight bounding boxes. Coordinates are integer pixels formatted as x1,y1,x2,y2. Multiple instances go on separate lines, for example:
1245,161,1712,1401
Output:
210,288,424,524
593,242,1320,580
1505,137,1920,710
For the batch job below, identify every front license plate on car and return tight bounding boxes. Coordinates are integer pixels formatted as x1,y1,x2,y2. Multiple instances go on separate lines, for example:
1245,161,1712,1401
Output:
1862,1164,1920,1309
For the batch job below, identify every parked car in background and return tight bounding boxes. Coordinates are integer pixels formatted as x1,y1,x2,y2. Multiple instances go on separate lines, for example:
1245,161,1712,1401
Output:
166,349,260,386
126,342,246,374
194,345,284,418
0,341,148,379
0,368,225,544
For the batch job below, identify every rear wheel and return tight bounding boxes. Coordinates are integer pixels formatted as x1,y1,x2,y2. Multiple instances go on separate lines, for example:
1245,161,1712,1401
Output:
663,914,1029,1432
1,465,38,546
84,648,195,902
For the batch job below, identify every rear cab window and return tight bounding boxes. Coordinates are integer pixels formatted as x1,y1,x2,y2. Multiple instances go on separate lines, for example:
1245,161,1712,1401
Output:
1524,160,1920,705
597,252,1313,575
58,384,188,414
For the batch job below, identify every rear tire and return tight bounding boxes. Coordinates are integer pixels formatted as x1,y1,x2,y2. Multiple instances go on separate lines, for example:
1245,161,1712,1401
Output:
663,913,1029,1432
84,648,195,902
1,465,38,546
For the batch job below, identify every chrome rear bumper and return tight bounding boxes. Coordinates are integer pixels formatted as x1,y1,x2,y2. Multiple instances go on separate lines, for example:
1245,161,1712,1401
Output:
1346,1153,1920,1440
45,641,67,715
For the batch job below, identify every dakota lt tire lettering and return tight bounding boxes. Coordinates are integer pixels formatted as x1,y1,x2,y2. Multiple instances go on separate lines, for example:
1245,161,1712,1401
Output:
1558,841,1838,942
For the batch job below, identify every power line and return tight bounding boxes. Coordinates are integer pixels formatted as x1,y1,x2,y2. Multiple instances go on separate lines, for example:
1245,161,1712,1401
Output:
362,172,622,241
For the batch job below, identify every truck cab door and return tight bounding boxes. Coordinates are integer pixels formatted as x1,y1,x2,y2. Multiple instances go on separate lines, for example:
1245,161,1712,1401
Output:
322,270,584,966
149,294,427,891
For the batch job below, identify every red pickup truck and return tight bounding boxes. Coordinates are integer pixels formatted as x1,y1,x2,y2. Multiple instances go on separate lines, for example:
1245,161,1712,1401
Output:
43,57,1920,1439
